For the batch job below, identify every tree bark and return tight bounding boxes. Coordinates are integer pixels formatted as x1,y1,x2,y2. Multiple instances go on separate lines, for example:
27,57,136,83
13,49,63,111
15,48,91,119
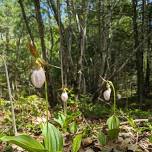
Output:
18,0,35,43
48,0,70,88
70,0,88,96
144,0,151,96
33,0,56,107
132,0,144,103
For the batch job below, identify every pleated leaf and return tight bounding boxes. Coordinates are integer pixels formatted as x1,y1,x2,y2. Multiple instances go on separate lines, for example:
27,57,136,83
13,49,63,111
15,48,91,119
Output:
42,123,63,152
106,115,120,130
72,134,82,152
0,134,47,152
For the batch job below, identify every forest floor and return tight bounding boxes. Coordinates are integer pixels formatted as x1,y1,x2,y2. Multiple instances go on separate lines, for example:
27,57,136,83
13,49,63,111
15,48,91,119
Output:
0,95,152,152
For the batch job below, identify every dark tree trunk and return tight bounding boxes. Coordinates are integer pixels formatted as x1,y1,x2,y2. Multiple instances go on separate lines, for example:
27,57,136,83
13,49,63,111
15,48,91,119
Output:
132,0,144,103
18,0,35,43
144,58,150,96
57,0,65,88
33,0,56,107
144,1,151,96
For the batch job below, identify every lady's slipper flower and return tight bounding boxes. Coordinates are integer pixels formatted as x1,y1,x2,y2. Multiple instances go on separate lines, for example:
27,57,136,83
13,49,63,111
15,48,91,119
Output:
31,67,46,88
61,91,68,102
103,83,111,101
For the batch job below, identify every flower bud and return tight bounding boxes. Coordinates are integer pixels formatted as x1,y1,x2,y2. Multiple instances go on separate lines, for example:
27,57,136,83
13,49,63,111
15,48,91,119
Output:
31,67,46,88
103,88,111,101
61,91,68,102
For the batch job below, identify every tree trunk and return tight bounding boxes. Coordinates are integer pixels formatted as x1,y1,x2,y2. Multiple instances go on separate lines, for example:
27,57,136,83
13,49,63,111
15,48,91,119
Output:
72,1,88,96
18,0,35,43
144,1,151,96
48,0,70,88
132,0,144,103
33,0,56,107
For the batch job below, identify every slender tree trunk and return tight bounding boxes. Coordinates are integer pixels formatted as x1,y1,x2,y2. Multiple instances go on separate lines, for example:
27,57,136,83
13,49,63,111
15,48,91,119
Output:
66,0,75,87
33,0,46,59
74,1,88,96
145,58,150,96
144,0,151,96
18,0,35,43
1,56,17,135
47,0,64,34
132,0,144,103
48,0,70,88
56,0,64,88
78,27,86,94
33,0,56,107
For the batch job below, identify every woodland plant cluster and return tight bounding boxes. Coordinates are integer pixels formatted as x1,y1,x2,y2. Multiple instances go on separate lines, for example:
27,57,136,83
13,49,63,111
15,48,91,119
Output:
0,69,152,151
0,60,121,152
1,92,152,152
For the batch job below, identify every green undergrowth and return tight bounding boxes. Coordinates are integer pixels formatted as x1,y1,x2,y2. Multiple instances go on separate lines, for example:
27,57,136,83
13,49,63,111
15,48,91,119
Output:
1,95,152,135
127,109,152,119
1,94,152,152
79,102,111,119
0,95,46,135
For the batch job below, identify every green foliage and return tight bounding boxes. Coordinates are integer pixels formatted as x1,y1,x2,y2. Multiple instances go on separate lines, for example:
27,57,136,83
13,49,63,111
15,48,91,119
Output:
0,135,46,152
54,112,66,129
42,123,63,152
0,98,5,107
98,131,107,146
1,95,46,134
0,0,152,151
149,136,152,143
69,121,78,134
106,115,120,140
0,123,63,152
79,102,110,118
127,117,137,129
128,109,152,119
54,111,80,133
72,134,83,152
106,115,120,130
107,129,120,140
67,90,77,104
2,144,13,152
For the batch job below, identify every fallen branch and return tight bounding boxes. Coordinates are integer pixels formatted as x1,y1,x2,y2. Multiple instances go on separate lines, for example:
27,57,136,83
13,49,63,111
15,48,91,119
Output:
120,119,149,125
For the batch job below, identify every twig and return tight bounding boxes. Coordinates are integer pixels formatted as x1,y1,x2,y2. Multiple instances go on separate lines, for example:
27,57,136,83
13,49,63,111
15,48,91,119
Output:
98,97,111,107
47,63,61,69
99,75,107,83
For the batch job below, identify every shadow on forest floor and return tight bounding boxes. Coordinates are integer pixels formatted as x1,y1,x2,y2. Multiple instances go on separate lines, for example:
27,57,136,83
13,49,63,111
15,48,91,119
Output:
117,95,152,110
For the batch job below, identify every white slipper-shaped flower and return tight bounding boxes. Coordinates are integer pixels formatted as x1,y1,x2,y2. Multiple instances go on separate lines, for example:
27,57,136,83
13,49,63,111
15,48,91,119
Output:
61,91,68,102
31,67,46,88
103,88,111,101
103,83,111,101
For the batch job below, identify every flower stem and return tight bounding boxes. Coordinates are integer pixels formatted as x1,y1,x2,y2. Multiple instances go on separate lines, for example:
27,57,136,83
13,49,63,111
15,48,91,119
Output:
108,81,116,115
63,101,67,116
45,80,49,132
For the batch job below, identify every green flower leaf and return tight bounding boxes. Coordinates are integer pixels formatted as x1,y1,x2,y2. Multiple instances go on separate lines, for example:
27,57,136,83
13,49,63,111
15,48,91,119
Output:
98,131,107,146
42,123,63,152
72,134,83,152
0,134,46,152
107,115,120,130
